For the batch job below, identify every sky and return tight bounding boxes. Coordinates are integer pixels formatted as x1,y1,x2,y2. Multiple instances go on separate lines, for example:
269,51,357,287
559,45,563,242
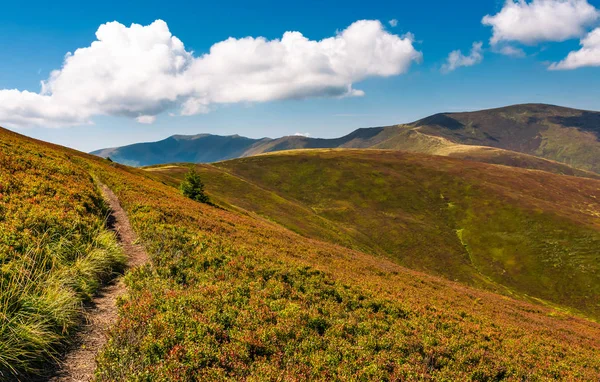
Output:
1,0,600,152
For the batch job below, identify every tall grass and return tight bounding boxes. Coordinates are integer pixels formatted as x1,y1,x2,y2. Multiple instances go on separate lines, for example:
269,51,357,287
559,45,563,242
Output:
0,129,127,379
0,218,126,378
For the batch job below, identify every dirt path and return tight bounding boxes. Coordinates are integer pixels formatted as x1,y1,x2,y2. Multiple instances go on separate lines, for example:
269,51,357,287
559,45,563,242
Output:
49,184,149,382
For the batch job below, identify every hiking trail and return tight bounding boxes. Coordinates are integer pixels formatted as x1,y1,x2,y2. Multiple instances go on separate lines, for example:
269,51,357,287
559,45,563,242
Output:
49,184,149,382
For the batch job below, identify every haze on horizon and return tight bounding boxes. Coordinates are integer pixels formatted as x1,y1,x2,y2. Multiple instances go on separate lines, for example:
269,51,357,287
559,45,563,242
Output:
1,0,600,152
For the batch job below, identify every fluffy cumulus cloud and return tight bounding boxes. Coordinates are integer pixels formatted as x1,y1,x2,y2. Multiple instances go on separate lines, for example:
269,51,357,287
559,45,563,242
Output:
442,42,484,73
0,19,422,128
389,19,398,27
482,0,599,45
550,27,600,68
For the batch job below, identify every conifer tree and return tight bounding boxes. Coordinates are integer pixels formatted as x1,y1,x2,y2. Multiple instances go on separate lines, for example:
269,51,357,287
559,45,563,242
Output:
180,168,209,203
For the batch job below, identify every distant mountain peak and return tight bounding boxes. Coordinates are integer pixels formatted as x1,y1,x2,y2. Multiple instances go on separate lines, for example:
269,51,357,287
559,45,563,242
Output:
171,133,212,141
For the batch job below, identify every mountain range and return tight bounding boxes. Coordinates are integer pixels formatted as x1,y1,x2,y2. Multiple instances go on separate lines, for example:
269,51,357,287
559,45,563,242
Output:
93,103,600,175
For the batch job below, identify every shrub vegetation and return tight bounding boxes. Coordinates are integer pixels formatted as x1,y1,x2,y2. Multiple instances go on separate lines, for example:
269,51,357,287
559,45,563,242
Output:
149,150,600,320
87,154,600,380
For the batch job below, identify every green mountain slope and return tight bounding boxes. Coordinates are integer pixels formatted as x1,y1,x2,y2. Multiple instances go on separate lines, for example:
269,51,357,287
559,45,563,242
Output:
413,103,600,173
93,104,600,177
149,149,600,319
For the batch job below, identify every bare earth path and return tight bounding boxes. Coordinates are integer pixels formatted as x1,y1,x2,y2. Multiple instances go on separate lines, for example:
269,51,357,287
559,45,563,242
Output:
50,184,149,382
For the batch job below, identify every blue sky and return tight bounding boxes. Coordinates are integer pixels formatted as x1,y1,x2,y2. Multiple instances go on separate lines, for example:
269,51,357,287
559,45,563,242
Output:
1,0,600,152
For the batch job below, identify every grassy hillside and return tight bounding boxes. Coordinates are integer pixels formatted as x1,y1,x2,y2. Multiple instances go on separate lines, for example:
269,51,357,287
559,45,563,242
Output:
149,150,600,320
86,149,600,380
0,129,126,378
414,103,600,173
3,127,600,379
250,125,600,178
363,126,600,179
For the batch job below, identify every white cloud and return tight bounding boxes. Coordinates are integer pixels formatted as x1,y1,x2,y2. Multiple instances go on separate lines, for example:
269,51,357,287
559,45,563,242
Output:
550,27,600,69
135,115,157,124
442,42,484,73
482,0,599,45
0,19,421,128
293,132,311,137
389,19,398,27
494,45,527,57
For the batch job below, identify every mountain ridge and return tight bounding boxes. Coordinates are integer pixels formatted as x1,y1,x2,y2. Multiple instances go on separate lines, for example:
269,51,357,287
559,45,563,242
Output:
92,103,600,177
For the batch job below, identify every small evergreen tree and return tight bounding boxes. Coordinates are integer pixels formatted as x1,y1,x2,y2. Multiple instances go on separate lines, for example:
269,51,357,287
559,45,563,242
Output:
180,168,210,203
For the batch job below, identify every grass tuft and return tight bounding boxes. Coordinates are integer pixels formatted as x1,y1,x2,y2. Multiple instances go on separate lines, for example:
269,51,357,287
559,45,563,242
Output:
0,226,126,378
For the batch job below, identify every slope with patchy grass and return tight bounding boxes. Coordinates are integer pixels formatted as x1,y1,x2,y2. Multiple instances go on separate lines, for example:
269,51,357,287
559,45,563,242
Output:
149,150,600,320
414,103,600,173
368,126,600,179
0,129,126,379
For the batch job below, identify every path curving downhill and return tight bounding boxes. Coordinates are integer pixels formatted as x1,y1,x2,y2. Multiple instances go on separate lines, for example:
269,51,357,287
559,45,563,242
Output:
50,184,149,382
